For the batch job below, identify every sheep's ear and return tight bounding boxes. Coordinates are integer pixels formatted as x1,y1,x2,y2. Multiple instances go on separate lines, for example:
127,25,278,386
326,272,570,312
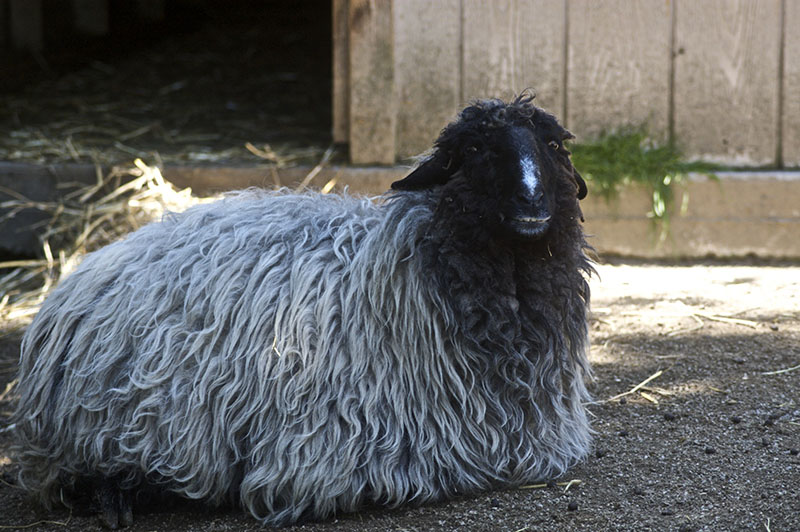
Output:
560,128,585,198
574,168,588,200
391,151,455,190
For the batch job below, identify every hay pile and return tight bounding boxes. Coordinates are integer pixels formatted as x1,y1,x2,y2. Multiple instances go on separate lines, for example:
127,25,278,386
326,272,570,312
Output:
0,159,211,331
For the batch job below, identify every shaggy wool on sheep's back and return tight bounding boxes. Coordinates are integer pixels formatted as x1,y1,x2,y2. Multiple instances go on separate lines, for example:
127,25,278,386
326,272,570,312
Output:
13,188,592,525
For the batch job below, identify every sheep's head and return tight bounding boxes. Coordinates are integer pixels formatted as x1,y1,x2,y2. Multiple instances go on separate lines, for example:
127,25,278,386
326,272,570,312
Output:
392,95,587,241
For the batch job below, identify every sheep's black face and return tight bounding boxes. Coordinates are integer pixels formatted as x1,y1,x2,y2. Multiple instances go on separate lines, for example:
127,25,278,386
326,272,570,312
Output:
489,125,555,239
391,95,587,242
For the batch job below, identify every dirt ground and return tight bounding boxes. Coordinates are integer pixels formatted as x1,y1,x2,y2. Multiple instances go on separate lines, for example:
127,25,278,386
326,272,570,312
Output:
1,260,798,532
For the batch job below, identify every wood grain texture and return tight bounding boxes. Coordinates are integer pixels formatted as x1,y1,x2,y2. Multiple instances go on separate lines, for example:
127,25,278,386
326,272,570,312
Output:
333,0,349,143
348,0,396,164
783,0,799,165
673,0,781,165
462,0,565,117
566,0,671,141
394,0,461,159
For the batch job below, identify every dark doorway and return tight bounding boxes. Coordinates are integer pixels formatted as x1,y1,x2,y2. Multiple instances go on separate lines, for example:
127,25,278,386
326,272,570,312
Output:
0,0,333,167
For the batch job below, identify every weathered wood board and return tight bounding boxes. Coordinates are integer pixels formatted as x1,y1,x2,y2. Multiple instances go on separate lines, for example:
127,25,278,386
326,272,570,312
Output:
462,0,565,117
566,0,671,141
332,0,349,144
348,0,396,164
673,0,781,165
394,0,461,159
339,0,793,167
783,0,800,166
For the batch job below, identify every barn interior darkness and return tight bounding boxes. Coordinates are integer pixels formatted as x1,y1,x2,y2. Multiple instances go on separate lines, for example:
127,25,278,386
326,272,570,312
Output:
0,0,333,166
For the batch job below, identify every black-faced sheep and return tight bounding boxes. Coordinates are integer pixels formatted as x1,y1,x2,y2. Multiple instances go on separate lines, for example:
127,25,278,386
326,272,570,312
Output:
12,95,593,527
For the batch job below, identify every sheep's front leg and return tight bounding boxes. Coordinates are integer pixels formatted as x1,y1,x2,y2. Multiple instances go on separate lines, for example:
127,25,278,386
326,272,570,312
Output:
92,477,133,529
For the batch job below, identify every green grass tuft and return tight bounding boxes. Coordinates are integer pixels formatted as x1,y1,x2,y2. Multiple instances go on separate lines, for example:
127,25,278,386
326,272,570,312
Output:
570,129,718,227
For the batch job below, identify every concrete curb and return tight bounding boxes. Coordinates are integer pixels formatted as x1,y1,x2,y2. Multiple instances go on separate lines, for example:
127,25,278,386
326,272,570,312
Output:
2,163,799,259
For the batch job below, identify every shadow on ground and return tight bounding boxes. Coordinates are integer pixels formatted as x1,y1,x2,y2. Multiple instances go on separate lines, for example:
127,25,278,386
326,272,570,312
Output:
0,263,798,531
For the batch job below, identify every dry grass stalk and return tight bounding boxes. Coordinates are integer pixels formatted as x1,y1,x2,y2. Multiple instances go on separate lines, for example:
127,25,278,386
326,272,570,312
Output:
295,144,335,191
761,363,800,376
640,385,675,396
519,479,583,491
0,159,210,330
692,311,758,329
639,391,659,404
592,369,666,404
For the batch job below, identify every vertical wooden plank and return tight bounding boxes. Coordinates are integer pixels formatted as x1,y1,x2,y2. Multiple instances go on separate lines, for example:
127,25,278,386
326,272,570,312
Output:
332,0,349,144
674,0,781,165
567,0,671,141
511,0,566,117
462,0,565,116
462,0,515,99
348,0,395,165
72,0,109,36
9,0,43,50
394,0,460,159
784,0,800,165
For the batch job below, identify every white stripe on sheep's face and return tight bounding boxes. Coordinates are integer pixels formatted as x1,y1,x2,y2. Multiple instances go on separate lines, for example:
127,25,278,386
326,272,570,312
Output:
500,125,554,238
391,96,587,242
520,155,539,196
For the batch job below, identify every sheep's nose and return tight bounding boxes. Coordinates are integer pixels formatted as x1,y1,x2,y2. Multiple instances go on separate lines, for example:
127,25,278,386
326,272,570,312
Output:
519,186,545,209
528,187,544,203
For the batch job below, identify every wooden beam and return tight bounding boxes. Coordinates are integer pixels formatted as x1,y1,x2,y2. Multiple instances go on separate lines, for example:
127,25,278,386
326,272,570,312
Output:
394,0,460,159
348,0,396,165
784,0,799,165
3,162,798,258
332,0,349,144
584,173,800,258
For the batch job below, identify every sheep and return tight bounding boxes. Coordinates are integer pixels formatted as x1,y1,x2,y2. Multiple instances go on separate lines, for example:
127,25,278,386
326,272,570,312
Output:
11,95,593,528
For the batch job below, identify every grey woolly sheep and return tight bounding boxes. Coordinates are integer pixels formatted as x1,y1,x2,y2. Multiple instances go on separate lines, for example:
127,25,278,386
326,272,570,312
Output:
12,95,593,527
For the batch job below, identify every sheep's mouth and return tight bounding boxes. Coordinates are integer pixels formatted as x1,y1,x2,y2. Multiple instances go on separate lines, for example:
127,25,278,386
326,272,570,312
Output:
508,214,551,237
513,216,551,223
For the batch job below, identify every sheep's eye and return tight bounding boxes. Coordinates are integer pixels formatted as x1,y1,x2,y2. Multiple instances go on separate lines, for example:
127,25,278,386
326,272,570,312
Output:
548,140,560,150
467,145,478,153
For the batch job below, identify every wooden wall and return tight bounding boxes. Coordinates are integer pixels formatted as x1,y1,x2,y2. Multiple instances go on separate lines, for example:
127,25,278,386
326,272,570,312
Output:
336,0,795,167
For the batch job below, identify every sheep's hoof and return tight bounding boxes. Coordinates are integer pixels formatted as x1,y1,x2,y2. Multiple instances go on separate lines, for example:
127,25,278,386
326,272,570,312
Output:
93,479,133,529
